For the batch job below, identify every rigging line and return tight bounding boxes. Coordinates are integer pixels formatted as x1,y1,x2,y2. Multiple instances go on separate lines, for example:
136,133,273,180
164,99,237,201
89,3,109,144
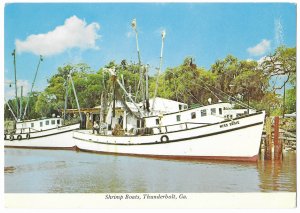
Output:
197,77,251,109
200,80,249,108
205,86,224,102
4,98,18,122
166,69,199,104
182,86,200,103
196,82,223,101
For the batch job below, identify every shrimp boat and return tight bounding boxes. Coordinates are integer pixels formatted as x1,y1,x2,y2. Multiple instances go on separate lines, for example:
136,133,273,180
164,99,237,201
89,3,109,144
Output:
73,19,265,161
4,117,80,149
4,53,81,149
73,69,265,161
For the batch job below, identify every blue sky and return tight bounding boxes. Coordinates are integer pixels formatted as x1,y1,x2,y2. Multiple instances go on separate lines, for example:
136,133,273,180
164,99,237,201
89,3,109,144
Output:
4,3,297,99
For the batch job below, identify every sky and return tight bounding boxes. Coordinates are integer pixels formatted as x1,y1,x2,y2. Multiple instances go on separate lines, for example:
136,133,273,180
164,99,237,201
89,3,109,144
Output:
3,2,297,99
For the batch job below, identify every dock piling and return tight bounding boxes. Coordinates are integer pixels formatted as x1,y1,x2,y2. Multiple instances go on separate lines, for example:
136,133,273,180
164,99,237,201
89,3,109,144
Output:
274,116,283,160
264,117,272,160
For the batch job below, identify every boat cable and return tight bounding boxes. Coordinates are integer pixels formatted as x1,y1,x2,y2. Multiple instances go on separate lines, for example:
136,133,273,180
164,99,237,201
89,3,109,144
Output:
22,55,43,120
196,77,252,109
4,98,18,122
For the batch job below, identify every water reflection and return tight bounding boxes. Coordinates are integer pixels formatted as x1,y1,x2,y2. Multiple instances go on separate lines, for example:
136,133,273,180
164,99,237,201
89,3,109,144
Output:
257,152,296,192
4,148,296,193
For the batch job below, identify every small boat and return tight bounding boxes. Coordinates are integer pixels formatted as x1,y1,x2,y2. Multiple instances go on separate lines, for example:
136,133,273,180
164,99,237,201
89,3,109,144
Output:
4,53,81,149
4,117,80,149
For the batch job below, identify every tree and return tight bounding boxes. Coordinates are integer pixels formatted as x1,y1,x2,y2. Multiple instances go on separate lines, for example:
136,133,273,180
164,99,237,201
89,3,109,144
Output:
261,46,296,89
285,88,296,113
261,46,296,116
35,92,53,117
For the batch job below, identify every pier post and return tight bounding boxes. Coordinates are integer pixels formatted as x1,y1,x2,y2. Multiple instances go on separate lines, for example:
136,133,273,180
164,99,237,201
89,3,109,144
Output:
274,116,282,160
264,117,272,160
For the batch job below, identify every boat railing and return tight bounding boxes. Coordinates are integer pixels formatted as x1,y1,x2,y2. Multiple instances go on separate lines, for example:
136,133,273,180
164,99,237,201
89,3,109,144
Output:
145,121,212,135
15,127,39,134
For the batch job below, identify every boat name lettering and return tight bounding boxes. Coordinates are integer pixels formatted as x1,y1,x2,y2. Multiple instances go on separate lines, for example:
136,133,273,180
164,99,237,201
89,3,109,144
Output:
219,121,240,128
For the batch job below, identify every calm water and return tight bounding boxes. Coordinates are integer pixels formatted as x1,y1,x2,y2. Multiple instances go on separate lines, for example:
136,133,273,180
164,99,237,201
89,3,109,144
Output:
4,148,296,193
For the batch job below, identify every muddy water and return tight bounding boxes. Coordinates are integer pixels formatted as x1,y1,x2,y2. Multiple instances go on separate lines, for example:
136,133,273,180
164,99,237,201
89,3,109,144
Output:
4,148,296,193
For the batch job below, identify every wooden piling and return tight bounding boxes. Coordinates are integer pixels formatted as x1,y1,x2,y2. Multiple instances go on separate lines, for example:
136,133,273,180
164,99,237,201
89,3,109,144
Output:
264,117,272,160
274,116,282,160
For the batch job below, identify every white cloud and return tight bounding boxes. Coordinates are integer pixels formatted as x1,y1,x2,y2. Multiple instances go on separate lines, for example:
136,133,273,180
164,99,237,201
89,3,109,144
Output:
15,16,100,56
247,39,271,56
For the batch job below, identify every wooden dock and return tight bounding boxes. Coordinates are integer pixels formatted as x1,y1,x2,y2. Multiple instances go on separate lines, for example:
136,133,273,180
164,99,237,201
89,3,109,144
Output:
260,116,296,160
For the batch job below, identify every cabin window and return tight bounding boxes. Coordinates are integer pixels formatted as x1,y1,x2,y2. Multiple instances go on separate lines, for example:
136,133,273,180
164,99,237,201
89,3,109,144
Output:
155,119,160,125
176,115,181,122
40,122,43,127
51,120,55,125
219,108,223,115
137,119,145,128
57,119,60,125
46,120,49,125
201,109,207,117
141,119,145,128
137,120,141,128
31,123,34,128
211,108,216,115
191,112,196,119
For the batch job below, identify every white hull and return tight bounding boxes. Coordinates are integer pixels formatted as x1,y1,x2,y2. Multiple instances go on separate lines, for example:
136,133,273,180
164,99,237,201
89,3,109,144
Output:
4,123,80,149
73,112,265,161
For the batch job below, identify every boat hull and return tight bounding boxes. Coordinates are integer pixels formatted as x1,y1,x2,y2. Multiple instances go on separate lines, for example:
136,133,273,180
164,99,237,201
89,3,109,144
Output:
4,123,80,149
73,112,265,161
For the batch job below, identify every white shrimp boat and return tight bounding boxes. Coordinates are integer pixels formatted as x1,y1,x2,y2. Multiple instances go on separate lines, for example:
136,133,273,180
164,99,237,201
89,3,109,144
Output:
73,100,265,161
4,117,80,149
4,53,81,150
73,20,266,162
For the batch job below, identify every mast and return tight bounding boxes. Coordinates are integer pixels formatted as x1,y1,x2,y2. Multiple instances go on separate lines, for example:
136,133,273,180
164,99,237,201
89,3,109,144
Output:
100,92,104,124
63,76,69,120
12,49,19,119
131,19,141,65
152,30,166,113
145,64,150,113
105,68,144,117
112,75,116,118
69,71,83,122
131,19,144,103
19,86,23,120
22,55,43,120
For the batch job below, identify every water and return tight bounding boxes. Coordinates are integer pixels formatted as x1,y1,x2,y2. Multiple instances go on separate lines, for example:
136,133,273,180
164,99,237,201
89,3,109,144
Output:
4,148,296,193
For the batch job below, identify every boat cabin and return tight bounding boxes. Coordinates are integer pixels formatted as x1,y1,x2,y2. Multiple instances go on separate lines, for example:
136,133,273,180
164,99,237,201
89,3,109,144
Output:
143,102,256,129
15,117,64,134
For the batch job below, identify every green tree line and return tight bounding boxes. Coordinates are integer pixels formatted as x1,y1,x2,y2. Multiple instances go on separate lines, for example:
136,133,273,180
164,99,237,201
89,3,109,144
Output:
4,46,296,120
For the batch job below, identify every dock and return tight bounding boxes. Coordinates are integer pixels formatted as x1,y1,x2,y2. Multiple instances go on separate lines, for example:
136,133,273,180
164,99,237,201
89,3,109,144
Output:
261,116,296,160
